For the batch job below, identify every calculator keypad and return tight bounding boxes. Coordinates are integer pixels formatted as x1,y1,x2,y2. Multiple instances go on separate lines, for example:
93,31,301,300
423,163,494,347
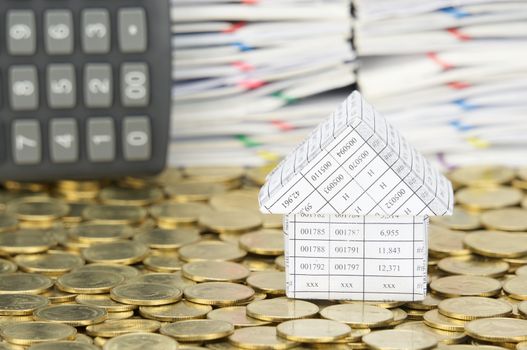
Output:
7,10,36,56
82,9,111,54
87,118,116,163
12,120,41,165
0,0,171,181
118,8,148,53
47,64,76,109
85,64,113,108
9,66,39,111
50,119,78,163
44,10,74,55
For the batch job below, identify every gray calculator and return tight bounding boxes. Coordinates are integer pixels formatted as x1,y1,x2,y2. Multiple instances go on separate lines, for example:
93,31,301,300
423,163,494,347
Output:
0,0,172,182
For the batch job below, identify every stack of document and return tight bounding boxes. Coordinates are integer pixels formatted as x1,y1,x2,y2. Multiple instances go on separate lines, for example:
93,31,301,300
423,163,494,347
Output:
355,0,527,169
169,0,356,167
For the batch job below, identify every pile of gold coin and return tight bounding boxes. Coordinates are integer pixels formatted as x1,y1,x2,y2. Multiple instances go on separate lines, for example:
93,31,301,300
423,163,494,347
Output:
0,165,525,350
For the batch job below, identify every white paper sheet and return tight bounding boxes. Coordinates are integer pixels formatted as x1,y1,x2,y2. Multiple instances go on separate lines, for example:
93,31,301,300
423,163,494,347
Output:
284,214,428,301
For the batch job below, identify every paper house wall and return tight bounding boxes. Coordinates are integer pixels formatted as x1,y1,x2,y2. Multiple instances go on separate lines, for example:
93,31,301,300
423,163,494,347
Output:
259,91,453,301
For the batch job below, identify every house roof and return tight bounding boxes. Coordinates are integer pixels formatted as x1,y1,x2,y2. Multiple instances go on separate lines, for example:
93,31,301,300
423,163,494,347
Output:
258,91,454,217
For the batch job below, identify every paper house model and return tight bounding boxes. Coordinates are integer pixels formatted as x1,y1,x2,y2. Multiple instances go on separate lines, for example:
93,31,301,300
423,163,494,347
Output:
259,91,453,301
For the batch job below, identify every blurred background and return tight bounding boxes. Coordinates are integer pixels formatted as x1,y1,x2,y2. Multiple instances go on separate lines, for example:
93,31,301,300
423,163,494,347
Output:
170,0,527,169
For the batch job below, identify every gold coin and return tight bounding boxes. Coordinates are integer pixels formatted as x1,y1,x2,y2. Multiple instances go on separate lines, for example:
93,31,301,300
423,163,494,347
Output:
75,295,136,312
199,210,262,234
395,321,467,344
519,301,527,318
246,298,319,322
33,304,107,326
86,319,160,337
209,190,259,212
246,166,273,186
165,182,226,202
275,256,285,271
406,294,443,310
385,308,408,327
129,272,196,290
228,326,298,350
405,308,427,320
70,224,134,243
0,229,57,254
14,252,84,275
41,287,77,303
480,208,527,231
320,304,393,329
0,321,76,346
503,276,527,300
56,271,125,294
99,186,164,206
277,319,351,343
0,273,53,294
182,261,250,282
449,166,515,187
82,241,149,265
7,197,69,222
437,255,509,277
0,258,17,274
428,225,471,257
150,202,213,226
438,297,512,320
430,208,480,231
430,275,502,297
207,306,270,327
184,282,255,307
464,231,527,258
105,311,134,321
455,186,522,211
184,166,245,183
0,294,48,315
61,202,90,224
110,283,182,306
239,230,284,256
423,309,466,332
231,292,266,307
441,345,507,350
74,263,139,280
82,205,147,225
465,318,527,342
139,300,212,322
246,271,285,295
143,253,184,273
25,341,99,349
179,241,246,262
362,329,437,350
242,256,277,272
0,213,17,233
134,228,200,249
160,319,234,342
156,168,184,184
102,333,177,350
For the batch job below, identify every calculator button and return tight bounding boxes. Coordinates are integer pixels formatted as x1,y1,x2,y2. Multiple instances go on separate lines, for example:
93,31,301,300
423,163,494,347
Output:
82,9,110,54
7,10,36,56
50,119,78,163
12,120,41,165
118,8,147,53
44,10,74,55
121,63,150,107
47,64,76,109
84,64,113,108
123,117,151,161
87,118,115,162
9,66,39,111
